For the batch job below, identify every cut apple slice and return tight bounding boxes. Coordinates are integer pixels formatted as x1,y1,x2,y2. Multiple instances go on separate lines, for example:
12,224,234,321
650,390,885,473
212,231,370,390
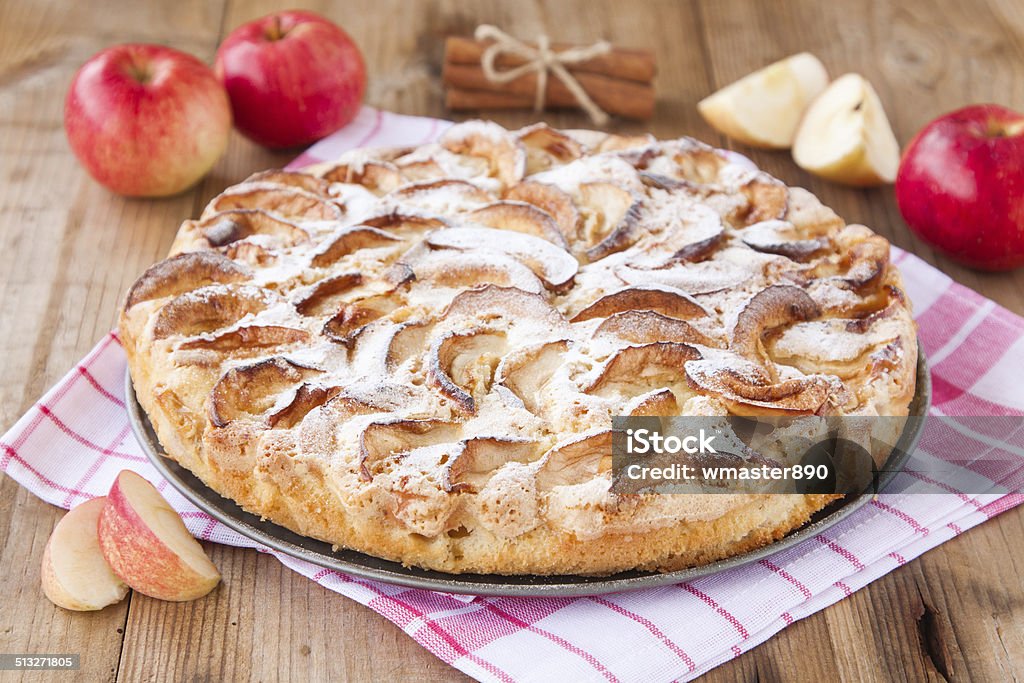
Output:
358,419,460,480
124,251,251,311
504,181,580,243
98,471,221,601
792,73,900,186
404,247,545,295
586,342,701,395
444,437,540,493
426,227,578,291
41,497,128,611
151,285,277,340
570,285,708,323
427,328,508,414
495,339,568,413
730,284,821,359
698,53,829,149
535,431,614,490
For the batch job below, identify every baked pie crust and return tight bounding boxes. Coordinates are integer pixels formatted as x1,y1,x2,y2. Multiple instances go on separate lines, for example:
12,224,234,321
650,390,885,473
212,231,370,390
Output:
120,121,917,575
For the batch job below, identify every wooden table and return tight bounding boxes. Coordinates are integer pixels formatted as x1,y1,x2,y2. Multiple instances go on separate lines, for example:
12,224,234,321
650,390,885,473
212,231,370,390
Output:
1,0,1022,680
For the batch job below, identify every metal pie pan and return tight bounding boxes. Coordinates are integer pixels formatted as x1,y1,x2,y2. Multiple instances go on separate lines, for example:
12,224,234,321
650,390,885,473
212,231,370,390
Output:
126,349,930,597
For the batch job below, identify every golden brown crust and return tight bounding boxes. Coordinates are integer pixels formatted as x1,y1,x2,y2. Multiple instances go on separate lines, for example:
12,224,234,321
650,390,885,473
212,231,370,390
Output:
124,353,843,574
120,123,916,575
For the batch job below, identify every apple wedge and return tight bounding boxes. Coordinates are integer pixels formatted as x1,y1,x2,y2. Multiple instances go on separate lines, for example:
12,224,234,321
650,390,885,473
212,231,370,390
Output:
41,497,128,611
99,471,220,601
792,73,900,186
698,53,829,149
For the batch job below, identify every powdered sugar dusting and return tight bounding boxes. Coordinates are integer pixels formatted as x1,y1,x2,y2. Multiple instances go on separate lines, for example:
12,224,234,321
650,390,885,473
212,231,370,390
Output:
134,119,917,548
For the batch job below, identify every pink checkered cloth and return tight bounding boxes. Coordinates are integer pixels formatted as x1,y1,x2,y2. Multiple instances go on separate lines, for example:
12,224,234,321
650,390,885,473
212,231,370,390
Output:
4,107,1024,682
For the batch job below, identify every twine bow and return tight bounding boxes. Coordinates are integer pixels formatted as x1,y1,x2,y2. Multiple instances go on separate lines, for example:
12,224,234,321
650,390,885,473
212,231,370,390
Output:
474,24,612,125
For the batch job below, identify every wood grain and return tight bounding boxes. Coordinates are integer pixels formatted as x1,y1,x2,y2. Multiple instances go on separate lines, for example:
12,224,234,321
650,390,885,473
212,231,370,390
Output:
0,0,1021,681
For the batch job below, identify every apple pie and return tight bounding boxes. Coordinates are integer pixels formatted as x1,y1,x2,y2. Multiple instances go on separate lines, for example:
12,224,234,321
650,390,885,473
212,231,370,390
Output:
120,121,917,575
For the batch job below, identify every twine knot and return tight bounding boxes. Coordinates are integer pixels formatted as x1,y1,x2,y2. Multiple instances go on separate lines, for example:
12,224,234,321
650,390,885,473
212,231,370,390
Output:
474,24,612,125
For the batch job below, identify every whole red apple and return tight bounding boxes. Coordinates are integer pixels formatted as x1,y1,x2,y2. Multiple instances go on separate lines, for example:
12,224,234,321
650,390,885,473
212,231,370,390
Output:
896,104,1024,271
65,44,231,197
215,11,366,149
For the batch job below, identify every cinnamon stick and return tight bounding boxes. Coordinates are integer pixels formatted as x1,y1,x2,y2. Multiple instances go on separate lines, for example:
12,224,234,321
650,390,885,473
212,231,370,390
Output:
445,36,656,83
442,62,655,121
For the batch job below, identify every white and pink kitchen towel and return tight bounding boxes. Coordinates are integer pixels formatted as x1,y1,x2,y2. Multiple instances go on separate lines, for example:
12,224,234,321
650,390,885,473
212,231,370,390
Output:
3,108,1023,682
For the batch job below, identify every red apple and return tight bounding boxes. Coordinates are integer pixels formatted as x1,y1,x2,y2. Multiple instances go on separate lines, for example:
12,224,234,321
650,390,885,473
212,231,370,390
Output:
896,104,1024,271
215,10,366,149
65,44,232,197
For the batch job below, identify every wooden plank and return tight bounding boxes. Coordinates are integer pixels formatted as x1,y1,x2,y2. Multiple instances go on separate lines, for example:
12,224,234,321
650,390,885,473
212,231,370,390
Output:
0,1,226,681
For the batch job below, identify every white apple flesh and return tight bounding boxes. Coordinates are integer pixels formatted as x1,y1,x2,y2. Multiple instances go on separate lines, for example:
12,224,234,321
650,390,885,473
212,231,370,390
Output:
41,497,128,611
793,73,900,186
99,471,220,601
698,53,829,149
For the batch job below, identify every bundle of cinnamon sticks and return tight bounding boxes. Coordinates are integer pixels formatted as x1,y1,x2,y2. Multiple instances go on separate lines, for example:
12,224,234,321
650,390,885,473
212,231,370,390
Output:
442,36,656,121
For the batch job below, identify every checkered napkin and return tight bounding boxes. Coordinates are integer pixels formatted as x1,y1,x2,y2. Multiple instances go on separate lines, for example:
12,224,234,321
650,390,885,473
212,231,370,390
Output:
4,108,1024,682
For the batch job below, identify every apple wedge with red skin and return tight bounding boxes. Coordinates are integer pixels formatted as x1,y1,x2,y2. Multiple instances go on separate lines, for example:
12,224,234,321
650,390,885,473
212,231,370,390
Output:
896,104,1024,271
99,471,221,601
41,497,128,611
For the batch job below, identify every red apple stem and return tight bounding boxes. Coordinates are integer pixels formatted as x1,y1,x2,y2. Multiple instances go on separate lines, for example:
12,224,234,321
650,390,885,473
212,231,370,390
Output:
124,57,152,85
264,16,286,41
